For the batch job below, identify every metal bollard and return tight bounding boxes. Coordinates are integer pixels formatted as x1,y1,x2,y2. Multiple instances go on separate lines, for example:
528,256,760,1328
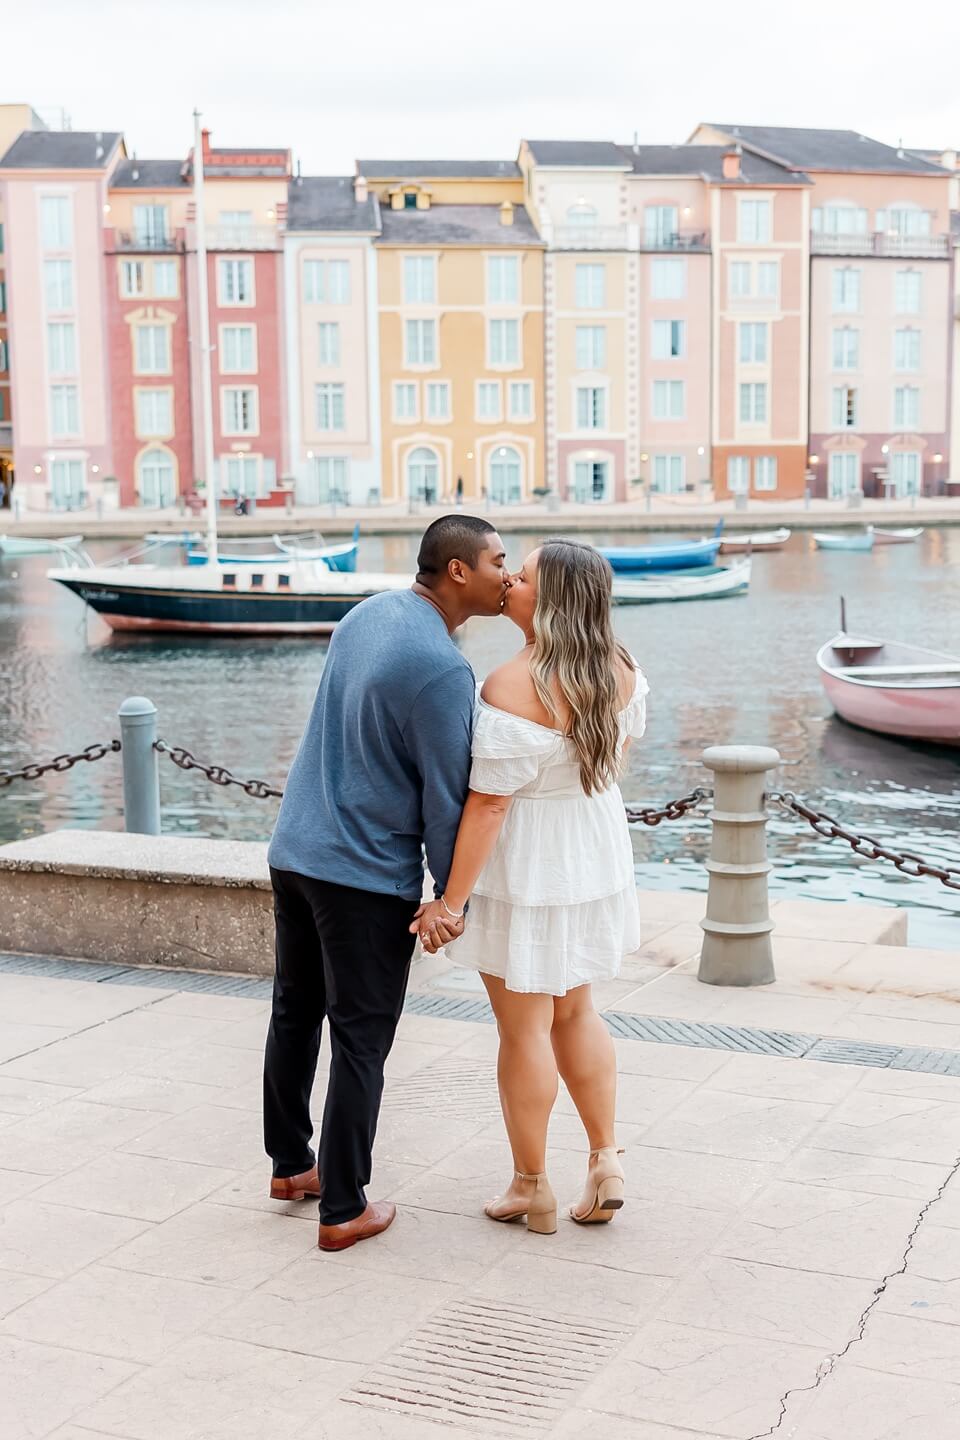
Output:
698,745,780,986
118,697,161,835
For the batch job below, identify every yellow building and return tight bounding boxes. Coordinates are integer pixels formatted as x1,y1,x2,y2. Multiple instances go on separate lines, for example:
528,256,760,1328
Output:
361,161,545,503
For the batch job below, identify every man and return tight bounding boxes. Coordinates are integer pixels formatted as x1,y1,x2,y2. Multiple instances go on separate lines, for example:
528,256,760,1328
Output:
264,515,508,1251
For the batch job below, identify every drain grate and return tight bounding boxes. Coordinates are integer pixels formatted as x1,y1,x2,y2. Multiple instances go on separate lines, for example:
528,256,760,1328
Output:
344,1297,631,1435
382,1056,501,1124
404,991,495,1024
604,1011,817,1057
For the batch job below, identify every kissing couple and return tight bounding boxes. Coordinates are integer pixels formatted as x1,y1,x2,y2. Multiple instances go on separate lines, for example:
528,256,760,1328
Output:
263,515,647,1250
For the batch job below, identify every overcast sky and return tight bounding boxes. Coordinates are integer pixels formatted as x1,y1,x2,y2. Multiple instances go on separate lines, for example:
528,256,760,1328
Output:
9,0,958,172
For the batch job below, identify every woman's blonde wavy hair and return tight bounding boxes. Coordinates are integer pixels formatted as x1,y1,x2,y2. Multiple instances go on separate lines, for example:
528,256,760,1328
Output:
529,539,635,795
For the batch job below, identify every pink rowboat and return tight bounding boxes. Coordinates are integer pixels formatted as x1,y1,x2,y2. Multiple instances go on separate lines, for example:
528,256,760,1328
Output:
817,628,960,747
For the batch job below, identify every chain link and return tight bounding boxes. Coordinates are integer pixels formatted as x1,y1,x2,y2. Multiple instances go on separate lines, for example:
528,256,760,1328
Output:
153,740,283,800
625,786,713,827
768,791,960,893
0,740,121,789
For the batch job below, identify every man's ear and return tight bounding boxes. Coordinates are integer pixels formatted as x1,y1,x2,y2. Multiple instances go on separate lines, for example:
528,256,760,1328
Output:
447,558,468,586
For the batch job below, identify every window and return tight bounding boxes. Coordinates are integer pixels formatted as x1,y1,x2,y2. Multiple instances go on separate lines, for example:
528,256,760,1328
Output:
135,324,170,374
50,458,84,508
738,199,770,243
393,382,417,420
312,456,348,504
894,328,921,372
757,262,778,298
739,382,767,423
576,385,606,428
727,456,750,494
566,203,599,227
50,384,79,436
884,206,931,238
133,204,168,247
221,325,256,373
136,389,173,436
831,385,858,428
508,380,533,419
0,281,6,313
120,260,144,298
890,451,921,496
490,446,522,503
739,322,768,363
47,322,76,374
477,381,501,420
894,269,921,314
754,456,778,491
219,210,254,228
575,325,606,369
317,322,340,367
152,260,177,298
303,259,350,304
405,318,437,366
575,263,605,308
487,254,519,303
489,318,520,365
828,451,860,499
832,327,859,370
832,267,861,313
894,385,920,428
651,319,685,359
0,341,6,373
652,379,685,419
222,387,258,435
138,449,175,507
407,446,439,501
403,256,435,303
219,258,253,305
573,460,610,502
44,259,73,309
651,258,686,299
40,196,71,249
426,381,450,420
223,453,262,497
731,261,752,297
812,203,868,234
316,382,345,431
652,455,685,493
645,206,678,246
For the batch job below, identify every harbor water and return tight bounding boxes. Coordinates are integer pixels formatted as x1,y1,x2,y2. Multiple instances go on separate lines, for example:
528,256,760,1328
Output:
1,527,958,949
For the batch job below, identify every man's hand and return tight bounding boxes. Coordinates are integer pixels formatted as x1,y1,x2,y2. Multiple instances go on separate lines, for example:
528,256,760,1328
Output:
410,899,465,954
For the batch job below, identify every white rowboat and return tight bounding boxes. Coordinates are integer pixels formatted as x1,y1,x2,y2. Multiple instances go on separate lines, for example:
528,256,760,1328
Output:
612,561,751,604
719,527,790,554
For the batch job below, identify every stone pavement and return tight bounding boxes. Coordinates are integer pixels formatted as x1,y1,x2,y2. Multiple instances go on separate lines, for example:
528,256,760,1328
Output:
2,893,960,1439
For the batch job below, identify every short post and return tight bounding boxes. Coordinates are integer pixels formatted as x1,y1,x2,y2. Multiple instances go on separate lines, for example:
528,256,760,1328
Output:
698,745,780,986
118,697,161,836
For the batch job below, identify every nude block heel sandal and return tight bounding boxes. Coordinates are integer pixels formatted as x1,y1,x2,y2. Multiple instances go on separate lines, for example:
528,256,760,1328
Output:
484,1171,557,1235
570,1147,625,1224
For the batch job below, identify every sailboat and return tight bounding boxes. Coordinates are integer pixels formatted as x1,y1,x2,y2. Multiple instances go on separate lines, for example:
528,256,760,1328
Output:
48,114,391,637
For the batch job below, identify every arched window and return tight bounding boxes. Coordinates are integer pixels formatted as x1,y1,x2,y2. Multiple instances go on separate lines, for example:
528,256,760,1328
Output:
812,201,867,235
881,203,930,237
138,448,175,508
489,446,522,504
566,203,598,227
407,446,440,502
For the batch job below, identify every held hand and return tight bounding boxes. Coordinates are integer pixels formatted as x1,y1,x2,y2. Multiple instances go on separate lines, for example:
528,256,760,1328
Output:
409,900,465,953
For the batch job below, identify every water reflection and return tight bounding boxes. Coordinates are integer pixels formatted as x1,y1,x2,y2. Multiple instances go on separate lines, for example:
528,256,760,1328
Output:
1,528,958,948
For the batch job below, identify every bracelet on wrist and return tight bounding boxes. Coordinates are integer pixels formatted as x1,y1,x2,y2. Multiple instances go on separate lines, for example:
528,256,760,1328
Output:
439,895,465,920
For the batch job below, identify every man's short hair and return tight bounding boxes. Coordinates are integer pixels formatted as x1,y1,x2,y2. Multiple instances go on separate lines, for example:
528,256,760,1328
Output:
416,515,497,585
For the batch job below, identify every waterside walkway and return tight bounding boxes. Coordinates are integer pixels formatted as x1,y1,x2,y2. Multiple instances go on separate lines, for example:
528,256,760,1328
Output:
2,891,960,1439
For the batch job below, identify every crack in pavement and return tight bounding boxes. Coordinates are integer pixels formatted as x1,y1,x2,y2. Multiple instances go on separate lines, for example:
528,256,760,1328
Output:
747,1147,960,1438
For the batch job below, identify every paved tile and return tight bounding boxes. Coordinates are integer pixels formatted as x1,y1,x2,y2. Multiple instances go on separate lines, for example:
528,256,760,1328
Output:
771,898,905,945
0,974,159,1027
134,1042,261,1091
549,1197,732,1279
103,1201,318,1289
810,1089,960,1165
0,1075,80,1117
2,1098,169,1176
0,1021,74,1063
469,1250,671,1327
207,1155,423,1215
1,1030,163,1088
0,1200,149,1279
314,1203,519,1286
148,992,270,1022
781,1146,953,1202
642,1088,830,1163
119,1103,262,1170
879,1225,960,1325
796,1363,960,1439
630,1144,774,1211
73,1334,360,1440
1,1264,237,1364
0,1335,136,1440
31,1152,238,1222
703,1051,862,1105
551,1417,727,1440
852,1310,960,1384
0,1270,56,1320
302,1401,503,1440
0,1167,45,1206
612,1037,729,1082
554,1070,697,1131
78,1072,232,1114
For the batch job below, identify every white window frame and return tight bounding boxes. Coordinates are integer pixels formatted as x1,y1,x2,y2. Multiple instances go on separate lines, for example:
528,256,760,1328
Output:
487,254,519,303
757,261,779,299
221,385,259,436
120,260,145,299
831,385,858,429
652,454,685,493
893,327,921,372
222,452,263,499
476,380,502,422
730,261,752,297
651,379,685,420
651,319,685,359
576,384,607,430
47,321,76,375
727,456,750,494
392,381,419,422
50,383,80,438
152,260,178,299
218,258,254,307
893,385,920,429
488,317,521,368
890,450,922,496
404,317,437,368
138,449,176,506
317,321,340,368
832,267,861,314
425,380,451,421
754,456,778,492
575,263,606,308
316,382,346,432
133,203,169,247
575,325,606,370
50,457,85,505
832,326,860,371
738,382,768,424
508,380,534,420
403,255,436,304
651,258,686,300
40,195,72,250
489,445,523,503
134,323,171,376
44,259,74,310
645,206,679,247
894,269,921,315
828,451,861,498
739,321,768,364
135,387,174,438
813,202,868,235
219,324,257,375
738,198,771,244
303,258,351,305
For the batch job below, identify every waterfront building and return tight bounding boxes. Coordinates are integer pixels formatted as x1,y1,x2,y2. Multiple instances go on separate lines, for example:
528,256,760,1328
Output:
0,107,47,504
695,125,954,499
361,160,545,504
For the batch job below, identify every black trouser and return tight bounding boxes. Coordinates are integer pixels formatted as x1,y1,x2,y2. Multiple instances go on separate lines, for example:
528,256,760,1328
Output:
263,868,418,1225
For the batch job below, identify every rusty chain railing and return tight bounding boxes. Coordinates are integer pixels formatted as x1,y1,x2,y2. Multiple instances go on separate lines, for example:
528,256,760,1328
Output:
152,740,283,800
625,787,712,826
0,739,121,789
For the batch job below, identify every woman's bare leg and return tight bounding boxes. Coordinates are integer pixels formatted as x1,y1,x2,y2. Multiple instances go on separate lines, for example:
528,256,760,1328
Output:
550,983,617,1150
481,974,557,1192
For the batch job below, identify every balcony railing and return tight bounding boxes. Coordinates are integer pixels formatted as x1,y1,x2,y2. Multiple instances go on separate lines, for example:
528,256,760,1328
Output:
553,224,630,250
201,225,280,251
639,230,710,253
113,231,182,253
811,232,950,259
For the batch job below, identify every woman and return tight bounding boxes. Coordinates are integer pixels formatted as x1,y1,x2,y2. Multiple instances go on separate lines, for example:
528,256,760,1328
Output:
412,539,647,1235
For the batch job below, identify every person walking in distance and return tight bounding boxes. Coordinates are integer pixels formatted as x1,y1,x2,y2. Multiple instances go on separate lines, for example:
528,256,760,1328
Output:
264,515,509,1251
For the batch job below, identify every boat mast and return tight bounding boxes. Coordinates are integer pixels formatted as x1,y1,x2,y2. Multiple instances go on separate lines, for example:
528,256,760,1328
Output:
192,109,218,565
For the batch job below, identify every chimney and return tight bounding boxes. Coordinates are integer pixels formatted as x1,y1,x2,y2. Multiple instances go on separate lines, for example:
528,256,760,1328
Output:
201,128,212,160
722,143,742,180
942,148,958,171
354,173,368,204
499,199,514,226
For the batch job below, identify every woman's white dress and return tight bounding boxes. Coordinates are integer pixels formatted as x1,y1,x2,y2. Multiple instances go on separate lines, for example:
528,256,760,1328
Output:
446,667,648,996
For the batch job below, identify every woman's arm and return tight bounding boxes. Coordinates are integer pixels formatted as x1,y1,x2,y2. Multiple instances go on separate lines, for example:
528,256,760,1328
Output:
409,789,512,950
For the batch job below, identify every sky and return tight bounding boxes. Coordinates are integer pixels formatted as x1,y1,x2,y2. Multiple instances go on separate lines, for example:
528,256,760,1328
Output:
7,0,959,172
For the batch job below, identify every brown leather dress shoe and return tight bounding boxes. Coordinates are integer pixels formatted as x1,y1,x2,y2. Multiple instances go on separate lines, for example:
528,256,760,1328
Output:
317,1200,396,1252
269,1165,320,1201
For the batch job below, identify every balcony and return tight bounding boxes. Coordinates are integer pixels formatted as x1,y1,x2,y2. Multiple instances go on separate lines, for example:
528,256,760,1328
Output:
553,224,630,250
202,225,280,252
639,230,710,253
811,232,950,259
112,231,182,253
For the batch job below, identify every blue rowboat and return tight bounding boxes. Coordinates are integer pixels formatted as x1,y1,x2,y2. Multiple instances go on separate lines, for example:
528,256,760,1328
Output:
813,528,875,552
598,522,724,572
186,524,359,572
